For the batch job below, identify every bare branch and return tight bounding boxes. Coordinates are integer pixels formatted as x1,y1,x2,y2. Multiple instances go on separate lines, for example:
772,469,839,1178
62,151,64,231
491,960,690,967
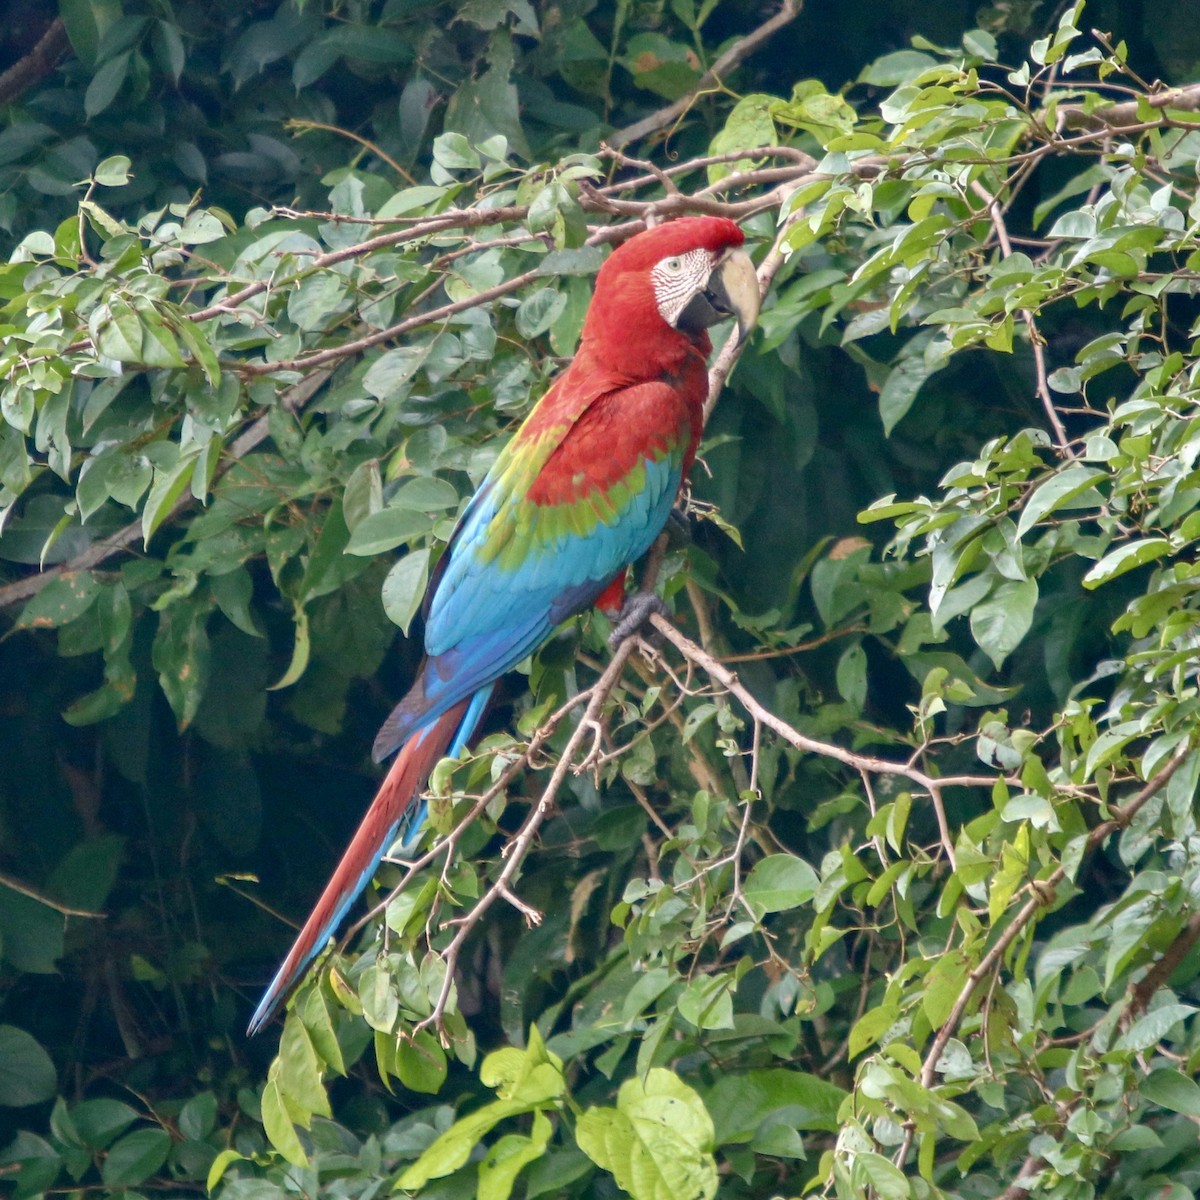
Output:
609,0,805,149
417,628,642,1035
0,18,69,106
1061,79,1200,130
648,612,1002,793
0,869,105,919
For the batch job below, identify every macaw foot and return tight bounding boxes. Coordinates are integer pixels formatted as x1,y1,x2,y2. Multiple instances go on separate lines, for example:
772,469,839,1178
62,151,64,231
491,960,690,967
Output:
608,590,668,650
664,506,691,550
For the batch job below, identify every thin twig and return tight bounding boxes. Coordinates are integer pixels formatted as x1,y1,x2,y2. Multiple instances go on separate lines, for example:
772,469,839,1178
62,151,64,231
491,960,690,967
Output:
971,179,1072,456
417,634,642,1035
1060,79,1200,130
284,119,418,185
0,869,106,919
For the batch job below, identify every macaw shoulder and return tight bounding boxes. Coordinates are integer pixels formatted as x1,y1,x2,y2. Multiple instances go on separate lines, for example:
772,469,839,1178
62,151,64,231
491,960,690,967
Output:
523,377,704,507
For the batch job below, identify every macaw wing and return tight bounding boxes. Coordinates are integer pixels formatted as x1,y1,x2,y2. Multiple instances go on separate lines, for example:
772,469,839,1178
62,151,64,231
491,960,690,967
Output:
372,379,691,761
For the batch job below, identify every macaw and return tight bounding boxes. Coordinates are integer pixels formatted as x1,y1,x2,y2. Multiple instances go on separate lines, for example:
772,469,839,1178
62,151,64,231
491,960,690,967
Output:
248,215,759,1034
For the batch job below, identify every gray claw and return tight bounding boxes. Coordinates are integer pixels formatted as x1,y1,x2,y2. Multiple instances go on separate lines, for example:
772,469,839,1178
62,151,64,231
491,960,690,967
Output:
608,591,668,650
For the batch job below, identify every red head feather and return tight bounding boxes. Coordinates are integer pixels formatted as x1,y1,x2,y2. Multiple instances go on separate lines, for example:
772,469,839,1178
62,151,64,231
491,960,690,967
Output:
579,216,746,378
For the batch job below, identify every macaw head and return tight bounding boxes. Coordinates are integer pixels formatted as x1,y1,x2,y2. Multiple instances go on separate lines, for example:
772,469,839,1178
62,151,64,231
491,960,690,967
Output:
582,216,760,366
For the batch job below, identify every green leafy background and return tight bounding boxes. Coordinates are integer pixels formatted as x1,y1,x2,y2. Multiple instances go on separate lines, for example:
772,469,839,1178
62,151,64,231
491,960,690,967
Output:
3,1,1200,1198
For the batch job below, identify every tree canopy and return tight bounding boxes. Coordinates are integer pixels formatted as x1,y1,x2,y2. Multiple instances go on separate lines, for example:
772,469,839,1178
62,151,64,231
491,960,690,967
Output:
4,2,1200,1198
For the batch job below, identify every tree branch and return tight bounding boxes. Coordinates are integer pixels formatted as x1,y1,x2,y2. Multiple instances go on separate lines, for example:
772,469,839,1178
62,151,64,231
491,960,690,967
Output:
0,18,69,106
996,903,1200,1199
647,612,1002,794
0,369,333,612
1060,79,1200,130
970,179,1073,456
899,741,1195,1180
0,869,105,919
609,0,805,149
415,607,651,1035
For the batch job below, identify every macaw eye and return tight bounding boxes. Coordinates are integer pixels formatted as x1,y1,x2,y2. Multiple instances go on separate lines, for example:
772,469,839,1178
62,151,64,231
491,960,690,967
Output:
662,257,684,275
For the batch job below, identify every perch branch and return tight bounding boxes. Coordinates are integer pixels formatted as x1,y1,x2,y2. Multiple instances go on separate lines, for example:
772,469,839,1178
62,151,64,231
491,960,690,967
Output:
648,612,1001,795
416,625,643,1034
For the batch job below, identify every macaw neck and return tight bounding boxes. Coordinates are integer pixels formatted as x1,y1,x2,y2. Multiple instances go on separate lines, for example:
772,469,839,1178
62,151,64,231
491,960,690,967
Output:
575,319,711,384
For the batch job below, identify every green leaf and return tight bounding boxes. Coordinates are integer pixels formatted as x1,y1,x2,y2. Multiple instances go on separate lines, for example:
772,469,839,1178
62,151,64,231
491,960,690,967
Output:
382,547,431,635
97,298,143,363
859,49,937,85
0,1027,56,1107
432,132,481,171
345,507,433,556
70,1099,139,1149
0,885,65,973
93,155,131,187
478,1109,552,1200
516,288,568,339
206,1148,246,1191
268,605,310,691
576,1069,717,1200
922,949,971,1028
849,1004,899,1058
260,1076,307,1167
836,641,868,710
396,1030,448,1094
443,33,531,159
178,1092,217,1141
151,602,210,728
743,854,818,916
1140,1068,1200,1117
676,975,734,1031
705,1069,845,1144
969,578,1038,670
13,571,99,631
100,1128,171,1188
105,453,153,509
343,460,383,533
772,80,857,147
1114,1004,1195,1052
1016,466,1104,538
1082,539,1172,589
151,20,185,81
854,1150,910,1200
277,1015,331,1123
287,273,348,332
142,452,199,547
390,476,461,512
84,52,130,119
173,318,221,387
879,352,944,435
707,95,776,184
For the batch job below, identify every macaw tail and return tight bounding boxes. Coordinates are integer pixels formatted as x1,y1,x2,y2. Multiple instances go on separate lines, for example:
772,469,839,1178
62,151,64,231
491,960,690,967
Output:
247,686,492,1035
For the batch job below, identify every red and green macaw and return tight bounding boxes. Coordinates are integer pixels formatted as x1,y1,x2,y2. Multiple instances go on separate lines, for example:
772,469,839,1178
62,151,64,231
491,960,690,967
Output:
248,216,759,1034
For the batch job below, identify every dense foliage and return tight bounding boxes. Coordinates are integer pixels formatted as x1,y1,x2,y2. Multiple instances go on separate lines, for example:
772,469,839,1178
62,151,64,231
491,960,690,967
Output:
4,2,1200,1198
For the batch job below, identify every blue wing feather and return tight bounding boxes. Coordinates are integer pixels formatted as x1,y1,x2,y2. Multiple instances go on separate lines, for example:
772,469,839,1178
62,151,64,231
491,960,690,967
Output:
372,449,681,761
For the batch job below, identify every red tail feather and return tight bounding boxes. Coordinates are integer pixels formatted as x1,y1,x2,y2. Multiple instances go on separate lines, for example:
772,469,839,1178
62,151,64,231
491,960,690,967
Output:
247,699,470,1033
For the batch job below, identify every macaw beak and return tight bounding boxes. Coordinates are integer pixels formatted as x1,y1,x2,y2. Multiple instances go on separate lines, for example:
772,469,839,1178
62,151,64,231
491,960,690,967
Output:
710,248,760,344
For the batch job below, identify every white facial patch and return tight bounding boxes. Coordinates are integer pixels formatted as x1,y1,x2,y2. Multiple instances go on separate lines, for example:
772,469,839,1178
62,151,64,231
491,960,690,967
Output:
651,248,714,327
